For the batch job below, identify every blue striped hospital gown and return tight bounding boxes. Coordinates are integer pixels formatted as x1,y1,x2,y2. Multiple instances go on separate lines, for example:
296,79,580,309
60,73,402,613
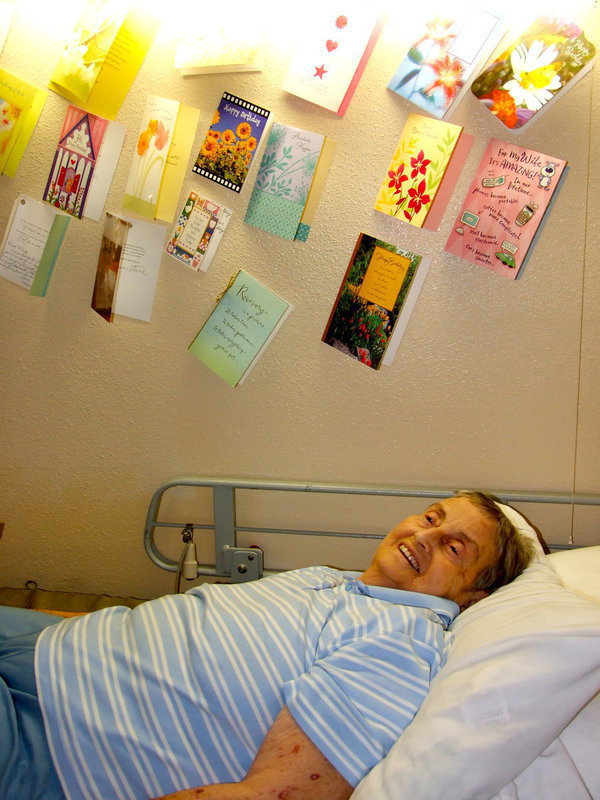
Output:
35,567,457,800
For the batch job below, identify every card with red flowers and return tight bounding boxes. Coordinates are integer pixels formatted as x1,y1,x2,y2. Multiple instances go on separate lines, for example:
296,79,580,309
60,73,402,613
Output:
374,113,473,230
387,5,505,119
444,138,568,278
322,232,430,371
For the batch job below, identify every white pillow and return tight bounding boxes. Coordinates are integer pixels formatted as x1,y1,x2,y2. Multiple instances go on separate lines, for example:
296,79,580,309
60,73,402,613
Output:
352,508,600,800
548,546,600,603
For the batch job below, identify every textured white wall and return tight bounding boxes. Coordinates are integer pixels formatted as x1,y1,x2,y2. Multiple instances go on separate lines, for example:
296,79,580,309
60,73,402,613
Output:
0,1,598,598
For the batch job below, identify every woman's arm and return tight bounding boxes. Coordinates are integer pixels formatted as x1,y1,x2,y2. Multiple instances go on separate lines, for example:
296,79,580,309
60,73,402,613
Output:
154,706,353,800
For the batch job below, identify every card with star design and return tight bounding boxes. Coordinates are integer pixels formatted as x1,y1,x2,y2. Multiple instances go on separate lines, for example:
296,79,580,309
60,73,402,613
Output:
281,3,384,116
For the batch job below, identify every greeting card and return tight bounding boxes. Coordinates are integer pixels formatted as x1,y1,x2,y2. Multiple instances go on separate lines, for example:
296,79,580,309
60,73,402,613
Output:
192,92,271,193
166,192,232,272
388,6,505,118
445,139,568,278
49,0,159,120
188,270,292,386
282,3,384,115
43,105,125,221
374,113,473,230
471,16,596,131
244,122,335,241
322,233,430,370
91,212,165,322
123,95,200,222
0,196,70,294
0,69,47,178
175,14,264,74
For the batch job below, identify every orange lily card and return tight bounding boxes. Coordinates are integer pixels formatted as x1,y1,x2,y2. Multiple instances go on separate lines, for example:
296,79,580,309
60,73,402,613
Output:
374,113,472,230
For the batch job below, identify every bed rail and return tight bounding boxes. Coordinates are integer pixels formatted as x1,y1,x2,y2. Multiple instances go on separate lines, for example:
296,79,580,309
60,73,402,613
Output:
143,477,600,583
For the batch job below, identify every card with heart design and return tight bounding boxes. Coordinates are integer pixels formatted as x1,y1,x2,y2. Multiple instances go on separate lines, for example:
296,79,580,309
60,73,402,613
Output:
282,3,384,115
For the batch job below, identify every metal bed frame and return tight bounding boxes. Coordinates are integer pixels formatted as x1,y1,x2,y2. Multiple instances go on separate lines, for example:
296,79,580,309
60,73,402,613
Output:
144,477,600,583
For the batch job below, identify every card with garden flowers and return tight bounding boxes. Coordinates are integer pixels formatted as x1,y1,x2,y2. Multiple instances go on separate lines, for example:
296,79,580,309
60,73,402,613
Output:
374,113,473,230
192,92,271,193
470,16,596,132
322,232,431,371
49,1,159,121
387,5,505,119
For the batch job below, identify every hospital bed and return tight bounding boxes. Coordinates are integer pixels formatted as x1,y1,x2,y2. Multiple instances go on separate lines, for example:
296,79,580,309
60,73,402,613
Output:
3,477,600,799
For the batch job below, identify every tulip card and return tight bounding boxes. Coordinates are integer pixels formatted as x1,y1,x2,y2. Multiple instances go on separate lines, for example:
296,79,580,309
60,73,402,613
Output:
445,139,568,278
0,196,70,294
122,95,200,222
388,5,505,119
192,92,271,193
49,0,159,120
165,191,232,272
244,122,335,241
43,105,125,221
322,232,430,370
471,16,596,132
374,113,473,230
282,3,384,115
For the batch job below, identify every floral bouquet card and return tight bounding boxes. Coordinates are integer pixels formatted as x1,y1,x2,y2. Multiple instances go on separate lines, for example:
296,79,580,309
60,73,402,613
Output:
244,122,335,242
43,105,126,221
374,113,473,230
388,6,505,119
445,139,568,278
322,232,430,370
123,95,200,222
471,16,596,132
49,0,159,120
282,3,384,115
192,92,271,193
165,191,232,272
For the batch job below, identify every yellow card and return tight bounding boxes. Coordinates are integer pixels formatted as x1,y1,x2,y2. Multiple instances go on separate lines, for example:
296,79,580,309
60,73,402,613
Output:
358,246,411,311
155,104,201,223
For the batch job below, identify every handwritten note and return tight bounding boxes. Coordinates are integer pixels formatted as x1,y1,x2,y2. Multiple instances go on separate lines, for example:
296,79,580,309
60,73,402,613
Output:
0,196,70,292
112,217,166,321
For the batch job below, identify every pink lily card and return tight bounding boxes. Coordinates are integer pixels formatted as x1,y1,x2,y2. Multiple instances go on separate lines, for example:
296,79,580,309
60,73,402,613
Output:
43,105,125,220
374,113,473,230
282,3,385,115
388,5,505,119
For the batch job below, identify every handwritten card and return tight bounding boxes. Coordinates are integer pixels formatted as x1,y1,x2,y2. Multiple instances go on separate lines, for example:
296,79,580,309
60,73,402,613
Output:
192,92,271,193
165,191,232,272
0,196,70,294
91,213,165,322
188,270,292,386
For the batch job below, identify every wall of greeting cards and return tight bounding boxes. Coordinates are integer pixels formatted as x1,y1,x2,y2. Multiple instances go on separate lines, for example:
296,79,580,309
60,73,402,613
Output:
0,0,598,598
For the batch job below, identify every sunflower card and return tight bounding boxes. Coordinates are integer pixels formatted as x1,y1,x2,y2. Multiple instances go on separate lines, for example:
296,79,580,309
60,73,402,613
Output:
374,113,473,230
192,92,271,193
387,5,505,119
471,16,596,132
